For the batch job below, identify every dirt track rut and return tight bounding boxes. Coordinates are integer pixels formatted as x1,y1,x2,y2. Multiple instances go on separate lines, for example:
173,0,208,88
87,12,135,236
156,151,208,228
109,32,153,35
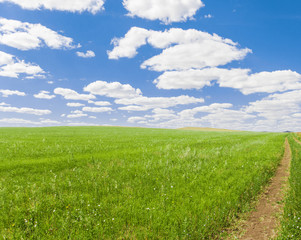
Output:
239,138,291,240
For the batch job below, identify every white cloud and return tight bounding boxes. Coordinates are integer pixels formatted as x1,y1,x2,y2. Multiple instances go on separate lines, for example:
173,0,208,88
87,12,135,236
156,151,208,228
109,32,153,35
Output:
108,27,251,71
154,68,220,90
0,89,26,97
245,90,301,120
84,80,142,98
118,105,151,112
197,109,256,126
145,108,176,122
141,42,249,72
0,118,41,125
116,95,204,111
0,102,10,106
125,102,255,130
128,116,146,123
76,50,95,58
67,110,88,118
0,18,79,51
123,0,204,24
178,103,233,119
238,90,301,132
67,122,100,126
108,27,150,59
135,92,300,131
82,106,112,113
134,103,256,130
89,116,97,119
0,0,105,14
67,102,85,107
119,105,151,111
88,100,111,106
233,70,301,95
154,68,301,94
292,113,301,118
40,119,60,124
0,105,51,115
0,50,13,65
0,118,60,126
34,90,55,99
54,88,96,101
0,50,45,78
204,14,213,19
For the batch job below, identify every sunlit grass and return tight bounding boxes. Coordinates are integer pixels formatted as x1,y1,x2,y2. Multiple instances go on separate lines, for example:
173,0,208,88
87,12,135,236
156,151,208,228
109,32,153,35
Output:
0,127,287,239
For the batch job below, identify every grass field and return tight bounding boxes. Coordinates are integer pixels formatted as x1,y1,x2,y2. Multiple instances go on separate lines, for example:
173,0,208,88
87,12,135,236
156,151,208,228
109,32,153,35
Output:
0,127,287,239
278,133,301,239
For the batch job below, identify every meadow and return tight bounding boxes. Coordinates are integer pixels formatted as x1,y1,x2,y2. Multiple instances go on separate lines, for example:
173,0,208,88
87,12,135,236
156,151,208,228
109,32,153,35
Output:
0,127,287,239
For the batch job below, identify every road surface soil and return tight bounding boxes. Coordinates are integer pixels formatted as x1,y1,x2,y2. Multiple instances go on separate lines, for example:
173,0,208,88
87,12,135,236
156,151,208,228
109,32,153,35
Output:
228,138,291,240
294,137,301,145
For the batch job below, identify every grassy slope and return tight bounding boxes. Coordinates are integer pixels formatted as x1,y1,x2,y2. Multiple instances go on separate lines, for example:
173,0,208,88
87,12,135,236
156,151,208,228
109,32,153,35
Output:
0,127,286,239
278,133,301,239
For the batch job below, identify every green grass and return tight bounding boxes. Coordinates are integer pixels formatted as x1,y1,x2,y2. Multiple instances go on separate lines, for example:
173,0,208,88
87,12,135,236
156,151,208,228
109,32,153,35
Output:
0,127,287,239
278,133,301,240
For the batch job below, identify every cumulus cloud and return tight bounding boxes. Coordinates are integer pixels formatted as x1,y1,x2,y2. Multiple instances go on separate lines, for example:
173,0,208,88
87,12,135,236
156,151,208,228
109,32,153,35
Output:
0,105,51,115
82,106,112,113
139,92,301,131
245,90,301,120
0,50,45,78
119,105,151,111
0,89,26,97
144,108,177,122
178,103,233,119
0,50,13,65
233,70,301,95
196,109,256,125
123,0,204,24
127,116,146,123
141,44,249,72
204,14,213,19
67,122,100,126
0,118,60,126
125,94,301,132
0,102,10,106
116,95,204,111
39,119,60,124
76,50,95,58
0,118,41,125
125,102,256,130
108,27,150,60
84,80,142,98
67,102,85,107
108,27,251,71
155,68,301,94
88,100,111,106
0,0,105,14
34,90,55,99
67,110,88,118
0,18,79,51
54,88,96,101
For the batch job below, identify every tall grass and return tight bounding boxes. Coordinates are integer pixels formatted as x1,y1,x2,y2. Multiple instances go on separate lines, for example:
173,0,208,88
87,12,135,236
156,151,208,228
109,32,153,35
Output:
278,133,301,239
0,127,286,239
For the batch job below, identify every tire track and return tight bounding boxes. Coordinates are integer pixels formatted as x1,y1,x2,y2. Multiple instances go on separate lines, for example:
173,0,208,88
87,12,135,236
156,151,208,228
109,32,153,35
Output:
238,138,291,240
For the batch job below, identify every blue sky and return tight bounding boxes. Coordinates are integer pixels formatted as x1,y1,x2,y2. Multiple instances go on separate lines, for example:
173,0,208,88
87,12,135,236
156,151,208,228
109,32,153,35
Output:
0,0,300,131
